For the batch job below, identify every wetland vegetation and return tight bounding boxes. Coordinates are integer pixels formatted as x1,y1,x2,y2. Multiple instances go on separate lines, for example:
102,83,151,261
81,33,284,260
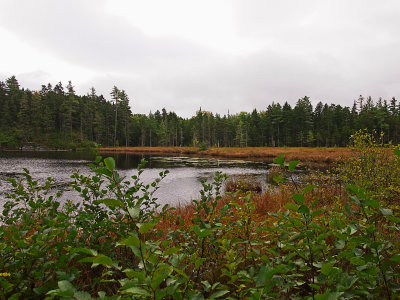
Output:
1,130,399,299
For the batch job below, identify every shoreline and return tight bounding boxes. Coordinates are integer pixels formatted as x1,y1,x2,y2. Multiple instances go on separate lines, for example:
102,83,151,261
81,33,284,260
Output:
98,146,353,166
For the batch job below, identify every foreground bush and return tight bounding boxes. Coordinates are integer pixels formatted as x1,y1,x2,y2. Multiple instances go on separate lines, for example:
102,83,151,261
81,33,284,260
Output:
0,149,399,299
339,129,400,206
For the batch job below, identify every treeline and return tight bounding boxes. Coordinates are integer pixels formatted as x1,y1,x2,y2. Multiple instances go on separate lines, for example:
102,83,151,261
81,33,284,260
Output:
1,75,399,148
0,76,132,148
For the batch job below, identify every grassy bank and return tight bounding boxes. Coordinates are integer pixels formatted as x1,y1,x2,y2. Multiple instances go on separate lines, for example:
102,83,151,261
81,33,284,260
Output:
99,146,354,165
1,131,400,299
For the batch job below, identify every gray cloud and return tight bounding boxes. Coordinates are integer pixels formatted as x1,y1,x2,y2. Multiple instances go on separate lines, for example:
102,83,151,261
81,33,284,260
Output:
1,0,400,117
0,0,218,73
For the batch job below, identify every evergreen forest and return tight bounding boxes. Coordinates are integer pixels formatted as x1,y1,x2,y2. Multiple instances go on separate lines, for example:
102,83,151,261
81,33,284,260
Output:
1,75,399,149
1,76,400,298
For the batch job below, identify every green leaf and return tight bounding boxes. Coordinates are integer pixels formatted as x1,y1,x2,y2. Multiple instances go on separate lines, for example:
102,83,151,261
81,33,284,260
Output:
347,224,358,235
366,199,379,209
298,205,310,215
118,234,140,247
93,254,113,266
94,198,124,208
284,203,299,211
58,280,76,293
394,148,400,156
302,184,317,194
321,262,334,275
195,257,206,268
104,157,115,171
386,215,400,223
347,184,360,195
202,280,212,291
289,233,302,242
95,156,102,164
151,265,173,289
173,266,189,279
380,208,393,216
309,283,320,290
209,289,230,299
138,222,156,234
256,265,276,286
72,247,98,256
79,257,95,263
350,257,365,266
273,154,285,167
328,292,344,300
273,175,286,183
335,239,345,250
193,225,213,238
312,209,324,218
74,291,92,300
122,287,151,296
288,160,299,172
390,254,400,263
164,247,181,256
8,294,22,300
192,225,202,236
344,202,351,216
292,193,305,204
94,167,112,177
350,195,360,205
128,206,140,219
124,269,146,280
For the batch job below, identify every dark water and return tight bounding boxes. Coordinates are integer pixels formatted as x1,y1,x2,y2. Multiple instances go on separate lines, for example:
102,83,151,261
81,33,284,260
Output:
0,151,275,207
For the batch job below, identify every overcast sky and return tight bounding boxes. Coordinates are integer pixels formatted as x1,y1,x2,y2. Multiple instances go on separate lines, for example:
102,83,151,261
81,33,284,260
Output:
1,0,400,117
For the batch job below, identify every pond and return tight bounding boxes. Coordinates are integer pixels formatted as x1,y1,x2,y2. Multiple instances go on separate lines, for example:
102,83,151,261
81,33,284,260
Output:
0,151,287,207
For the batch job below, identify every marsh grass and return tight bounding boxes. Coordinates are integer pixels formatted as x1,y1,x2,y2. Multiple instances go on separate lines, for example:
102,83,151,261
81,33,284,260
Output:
99,146,353,166
224,177,262,194
265,165,283,185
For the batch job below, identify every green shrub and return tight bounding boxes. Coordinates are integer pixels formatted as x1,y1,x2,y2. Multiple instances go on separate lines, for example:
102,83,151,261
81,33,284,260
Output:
0,153,399,299
338,129,400,206
198,142,209,151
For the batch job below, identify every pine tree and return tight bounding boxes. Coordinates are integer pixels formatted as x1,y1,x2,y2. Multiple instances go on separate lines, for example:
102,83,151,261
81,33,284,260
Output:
18,91,32,142
294,97,313,146
110,86,120,146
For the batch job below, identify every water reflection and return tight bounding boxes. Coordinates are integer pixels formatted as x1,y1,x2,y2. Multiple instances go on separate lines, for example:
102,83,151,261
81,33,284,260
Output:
0,151,274,207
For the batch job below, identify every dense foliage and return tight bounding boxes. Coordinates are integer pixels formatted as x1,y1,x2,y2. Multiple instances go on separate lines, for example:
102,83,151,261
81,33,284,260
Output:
338,130,400,207
1,132,399,299
1,76,400,148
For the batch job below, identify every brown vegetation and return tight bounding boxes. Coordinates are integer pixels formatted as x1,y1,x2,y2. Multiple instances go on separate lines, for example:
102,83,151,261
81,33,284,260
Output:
158,177,348,233
99,146,354,166
224,177,262,194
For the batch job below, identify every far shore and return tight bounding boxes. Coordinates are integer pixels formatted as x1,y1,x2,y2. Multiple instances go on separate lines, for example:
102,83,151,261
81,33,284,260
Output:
98,146,354,165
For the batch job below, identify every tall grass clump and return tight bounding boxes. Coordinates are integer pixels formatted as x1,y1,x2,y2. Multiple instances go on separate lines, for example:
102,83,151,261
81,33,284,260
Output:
224,177,262,194
0,145,399,299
